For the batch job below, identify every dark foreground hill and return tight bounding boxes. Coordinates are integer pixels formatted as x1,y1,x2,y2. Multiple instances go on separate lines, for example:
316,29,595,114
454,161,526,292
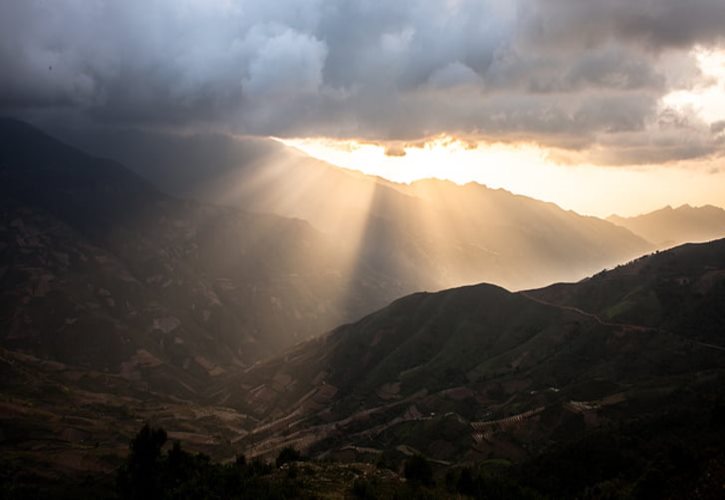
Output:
1,234,724,496
212,240,725,491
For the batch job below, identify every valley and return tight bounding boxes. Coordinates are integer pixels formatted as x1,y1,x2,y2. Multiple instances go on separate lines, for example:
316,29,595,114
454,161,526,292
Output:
1,120,724,498
3,2,725,497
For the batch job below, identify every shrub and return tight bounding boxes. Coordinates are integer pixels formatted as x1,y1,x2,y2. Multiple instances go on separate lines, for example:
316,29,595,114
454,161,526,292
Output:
276,446,302,468
403,455,433,486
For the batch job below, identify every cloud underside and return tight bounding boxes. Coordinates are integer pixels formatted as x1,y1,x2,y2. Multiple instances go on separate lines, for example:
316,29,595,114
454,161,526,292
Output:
1,0,725,165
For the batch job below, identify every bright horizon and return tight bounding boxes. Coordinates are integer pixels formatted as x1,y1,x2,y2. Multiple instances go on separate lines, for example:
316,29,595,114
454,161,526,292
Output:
279,46,725,219
3,3,725,219
280,135,725,219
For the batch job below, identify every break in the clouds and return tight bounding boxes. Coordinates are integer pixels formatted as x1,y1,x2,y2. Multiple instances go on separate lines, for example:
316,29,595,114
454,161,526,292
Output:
1,0,725,165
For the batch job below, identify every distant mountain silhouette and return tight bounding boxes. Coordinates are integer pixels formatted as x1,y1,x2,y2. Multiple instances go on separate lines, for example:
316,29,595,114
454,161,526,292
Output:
1,118,653,398
608,204,725,248
52,125,653,291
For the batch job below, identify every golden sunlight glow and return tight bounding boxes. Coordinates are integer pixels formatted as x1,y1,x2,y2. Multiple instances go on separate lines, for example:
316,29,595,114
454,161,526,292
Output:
198,143,381,303
279,136,551,186
274,47,725,219
277,136,725,218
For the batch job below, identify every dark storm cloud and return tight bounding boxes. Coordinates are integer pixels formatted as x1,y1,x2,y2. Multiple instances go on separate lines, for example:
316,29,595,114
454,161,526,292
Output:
520,0,725,50
1,0,724,165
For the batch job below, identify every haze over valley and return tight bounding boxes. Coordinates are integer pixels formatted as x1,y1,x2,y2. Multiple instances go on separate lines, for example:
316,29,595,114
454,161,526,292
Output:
1,1,725,498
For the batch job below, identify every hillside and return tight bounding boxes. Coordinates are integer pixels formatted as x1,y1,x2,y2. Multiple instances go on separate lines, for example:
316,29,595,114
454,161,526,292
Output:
608,204,725,247
220,239,725,468
2,233,724,495
0,118,402,394
2,120,723,497
529,239,725,345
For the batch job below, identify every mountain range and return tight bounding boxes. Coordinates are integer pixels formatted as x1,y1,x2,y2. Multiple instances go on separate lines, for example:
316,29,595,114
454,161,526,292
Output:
49,125,656,291
2,118,725,496
216,239,725,463
0,118,666,383
0,118,404,395
608,204,725,248
3,236,724,496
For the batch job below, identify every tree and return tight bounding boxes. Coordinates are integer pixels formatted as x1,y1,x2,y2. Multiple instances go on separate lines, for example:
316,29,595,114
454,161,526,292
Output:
276,446,302,468
117,424,167,500
404,455,433,486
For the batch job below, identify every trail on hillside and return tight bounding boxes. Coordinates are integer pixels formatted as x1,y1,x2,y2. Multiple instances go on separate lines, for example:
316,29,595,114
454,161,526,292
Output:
520,292,725,353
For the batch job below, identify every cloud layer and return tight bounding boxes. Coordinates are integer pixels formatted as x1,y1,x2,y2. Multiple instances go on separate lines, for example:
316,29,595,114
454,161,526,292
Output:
1,0,724,165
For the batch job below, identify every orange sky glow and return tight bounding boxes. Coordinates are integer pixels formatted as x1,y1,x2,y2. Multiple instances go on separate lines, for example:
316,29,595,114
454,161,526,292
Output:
279,47,725,218
279,135,725,218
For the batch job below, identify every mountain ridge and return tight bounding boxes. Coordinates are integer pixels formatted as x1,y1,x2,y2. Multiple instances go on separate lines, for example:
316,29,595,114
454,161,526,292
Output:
217,238,725,464
2,119,723,495
0,117,404,393
40,122,653,291
608,203,725,247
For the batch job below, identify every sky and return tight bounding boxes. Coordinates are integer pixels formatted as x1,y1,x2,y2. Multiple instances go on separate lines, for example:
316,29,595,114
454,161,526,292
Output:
1,0,724,216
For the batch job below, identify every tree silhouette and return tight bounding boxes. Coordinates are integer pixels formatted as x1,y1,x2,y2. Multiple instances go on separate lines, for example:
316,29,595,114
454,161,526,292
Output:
117,424,167,500
276,447,302,468
403,455,433,486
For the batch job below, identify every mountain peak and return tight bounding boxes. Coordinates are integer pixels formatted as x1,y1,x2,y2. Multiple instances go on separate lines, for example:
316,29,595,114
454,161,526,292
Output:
607,203,725,247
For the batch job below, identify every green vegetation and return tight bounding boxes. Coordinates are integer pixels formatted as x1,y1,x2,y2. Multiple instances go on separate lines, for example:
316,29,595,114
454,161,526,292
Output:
116,425,305,499
3,413,725,499
444,466,541,499
105,410,725,499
